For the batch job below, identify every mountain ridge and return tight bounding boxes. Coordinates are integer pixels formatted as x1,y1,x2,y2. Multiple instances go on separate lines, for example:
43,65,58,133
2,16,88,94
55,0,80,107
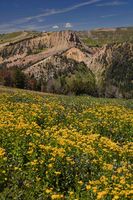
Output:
0,27,133,98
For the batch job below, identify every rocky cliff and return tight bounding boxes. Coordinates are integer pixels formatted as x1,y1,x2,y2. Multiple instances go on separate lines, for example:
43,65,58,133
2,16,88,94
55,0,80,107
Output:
0,30,82,69
88,43,133,98
0,29,133,98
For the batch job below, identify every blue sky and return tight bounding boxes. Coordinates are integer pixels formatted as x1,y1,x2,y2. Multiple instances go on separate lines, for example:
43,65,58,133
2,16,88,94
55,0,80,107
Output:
0,0,133,33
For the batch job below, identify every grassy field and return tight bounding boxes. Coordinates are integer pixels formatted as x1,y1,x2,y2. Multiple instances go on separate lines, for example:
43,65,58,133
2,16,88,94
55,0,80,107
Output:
0,87,133,199
78,27,133,47
0,31,40,44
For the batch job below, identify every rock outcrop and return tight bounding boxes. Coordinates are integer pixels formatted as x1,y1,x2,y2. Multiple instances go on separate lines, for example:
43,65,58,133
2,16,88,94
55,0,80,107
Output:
0,30,82,69
0,29,133,98
88,43,133,98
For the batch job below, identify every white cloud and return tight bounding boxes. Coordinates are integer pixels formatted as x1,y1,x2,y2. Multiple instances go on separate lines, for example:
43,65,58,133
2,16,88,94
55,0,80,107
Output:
101,14,118,18
97,1,127,7
65,23,73,28
52,25,59,29
37,18,44,23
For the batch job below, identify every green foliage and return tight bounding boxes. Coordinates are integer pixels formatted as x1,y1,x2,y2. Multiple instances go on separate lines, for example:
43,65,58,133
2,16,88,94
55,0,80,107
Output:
0,68,26,89
13,68,26,89
46,62,97,96
82,38,100,47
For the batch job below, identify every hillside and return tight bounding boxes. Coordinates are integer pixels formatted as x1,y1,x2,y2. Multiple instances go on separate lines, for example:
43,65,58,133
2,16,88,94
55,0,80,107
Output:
0,31,41,48
77,27,133,47
0,87,132,199
0,27,133,98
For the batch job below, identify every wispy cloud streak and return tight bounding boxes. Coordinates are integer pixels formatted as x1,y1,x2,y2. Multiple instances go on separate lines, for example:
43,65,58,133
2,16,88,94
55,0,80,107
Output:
97,1,127,7
16,0,103,24
0,0,103,33
101,14,118,18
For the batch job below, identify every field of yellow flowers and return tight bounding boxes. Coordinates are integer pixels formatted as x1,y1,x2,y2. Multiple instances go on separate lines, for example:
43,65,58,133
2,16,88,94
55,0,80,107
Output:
0,87,133,200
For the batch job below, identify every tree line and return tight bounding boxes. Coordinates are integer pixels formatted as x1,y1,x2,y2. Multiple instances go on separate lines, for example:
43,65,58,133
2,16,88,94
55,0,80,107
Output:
0,66,97,96
0,68,42,91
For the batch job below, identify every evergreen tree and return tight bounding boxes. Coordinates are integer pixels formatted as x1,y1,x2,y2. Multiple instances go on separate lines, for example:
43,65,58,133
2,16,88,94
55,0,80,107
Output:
13,68,26,89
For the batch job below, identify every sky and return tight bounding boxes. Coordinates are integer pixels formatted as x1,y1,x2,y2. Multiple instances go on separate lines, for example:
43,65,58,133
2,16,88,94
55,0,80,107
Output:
0,0,133,33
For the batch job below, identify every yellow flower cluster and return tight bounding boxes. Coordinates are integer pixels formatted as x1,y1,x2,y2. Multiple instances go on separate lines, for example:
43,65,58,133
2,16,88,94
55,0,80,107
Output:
0,147,5,157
